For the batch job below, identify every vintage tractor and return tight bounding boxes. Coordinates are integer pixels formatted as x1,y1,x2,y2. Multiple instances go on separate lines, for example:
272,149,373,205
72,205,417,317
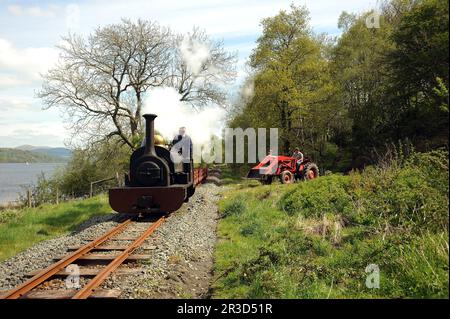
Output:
246,155,319,185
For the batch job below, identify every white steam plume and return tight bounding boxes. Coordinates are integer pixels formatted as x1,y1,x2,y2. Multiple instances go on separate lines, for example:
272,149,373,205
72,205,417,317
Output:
142,87,225,145
242,78,254,101
179,36,210,75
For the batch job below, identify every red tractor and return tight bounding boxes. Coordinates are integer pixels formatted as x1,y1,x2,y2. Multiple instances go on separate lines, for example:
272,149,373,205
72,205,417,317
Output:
246,155,319,185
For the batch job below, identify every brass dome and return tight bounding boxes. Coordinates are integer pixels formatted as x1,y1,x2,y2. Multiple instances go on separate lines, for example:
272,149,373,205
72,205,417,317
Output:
154,134,166,146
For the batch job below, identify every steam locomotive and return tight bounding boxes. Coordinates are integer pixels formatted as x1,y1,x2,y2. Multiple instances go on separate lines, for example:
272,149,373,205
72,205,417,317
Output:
109,114,205,214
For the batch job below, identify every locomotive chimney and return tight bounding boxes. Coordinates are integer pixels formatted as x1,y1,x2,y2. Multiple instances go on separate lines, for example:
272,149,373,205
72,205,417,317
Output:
143,114,157,156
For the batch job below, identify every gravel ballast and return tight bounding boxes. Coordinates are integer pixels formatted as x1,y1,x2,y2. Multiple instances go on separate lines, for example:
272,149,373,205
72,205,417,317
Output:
0,179,222,299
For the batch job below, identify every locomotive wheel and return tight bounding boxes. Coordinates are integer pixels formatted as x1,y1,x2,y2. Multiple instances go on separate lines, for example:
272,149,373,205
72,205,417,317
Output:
304,163,319,180
280,171,294,184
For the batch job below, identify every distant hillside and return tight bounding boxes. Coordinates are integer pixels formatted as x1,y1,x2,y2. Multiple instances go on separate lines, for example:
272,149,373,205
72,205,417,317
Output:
15,145,37,151
0,148,69,163
14,145,72,160
31,147,72,159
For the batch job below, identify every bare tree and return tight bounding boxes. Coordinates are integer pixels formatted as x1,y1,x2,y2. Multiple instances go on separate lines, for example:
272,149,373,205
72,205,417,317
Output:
39,20,236,149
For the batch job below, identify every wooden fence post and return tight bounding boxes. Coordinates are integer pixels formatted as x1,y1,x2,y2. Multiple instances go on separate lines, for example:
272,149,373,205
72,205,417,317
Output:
27,188,32,208
89,176,119,198
56,187,59,205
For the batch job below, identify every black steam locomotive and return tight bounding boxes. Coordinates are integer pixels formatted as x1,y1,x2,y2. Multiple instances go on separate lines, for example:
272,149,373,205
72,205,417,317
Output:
109,114,197,214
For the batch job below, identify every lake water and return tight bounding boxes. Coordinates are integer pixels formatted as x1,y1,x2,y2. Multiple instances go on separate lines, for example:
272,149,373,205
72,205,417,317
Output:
0,163,65,204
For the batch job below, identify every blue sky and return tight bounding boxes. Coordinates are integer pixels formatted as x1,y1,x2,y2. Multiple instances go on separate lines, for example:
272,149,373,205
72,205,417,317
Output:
0,0,377,148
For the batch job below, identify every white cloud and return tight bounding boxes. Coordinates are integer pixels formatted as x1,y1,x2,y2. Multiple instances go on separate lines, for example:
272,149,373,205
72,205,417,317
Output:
0,38,59,87
70,0,373,39
0,120,67,148
0,95,66,147
242,79,255,101
7,5,57,18
65,4,81,30
0,75,27,89
0,96,35,111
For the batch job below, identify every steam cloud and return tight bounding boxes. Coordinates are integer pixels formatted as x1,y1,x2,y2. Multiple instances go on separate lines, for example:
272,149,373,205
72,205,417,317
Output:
142,87,225,146
141,34,227,148
179,36,210,75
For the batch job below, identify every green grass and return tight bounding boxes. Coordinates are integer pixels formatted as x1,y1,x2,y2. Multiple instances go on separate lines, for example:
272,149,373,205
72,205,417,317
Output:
0,195,114,261
219,164,249,185
213,150,449,298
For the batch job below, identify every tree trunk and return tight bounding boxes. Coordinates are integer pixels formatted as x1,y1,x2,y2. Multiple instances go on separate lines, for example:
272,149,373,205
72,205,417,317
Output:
279,103,290,154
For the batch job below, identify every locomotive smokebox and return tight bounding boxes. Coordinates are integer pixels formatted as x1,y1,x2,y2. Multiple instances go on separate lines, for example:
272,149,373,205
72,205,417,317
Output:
129,113,170,187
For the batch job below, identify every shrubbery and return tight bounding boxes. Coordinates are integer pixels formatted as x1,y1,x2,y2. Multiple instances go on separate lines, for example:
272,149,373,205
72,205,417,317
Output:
18,142,130,207
279,149,449,233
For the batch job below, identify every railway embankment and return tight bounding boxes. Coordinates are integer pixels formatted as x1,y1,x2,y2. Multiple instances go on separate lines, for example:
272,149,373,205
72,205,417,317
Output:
212,150,449,298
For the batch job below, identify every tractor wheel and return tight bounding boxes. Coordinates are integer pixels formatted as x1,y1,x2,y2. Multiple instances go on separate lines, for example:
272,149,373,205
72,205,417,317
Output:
304,163,319,180
260,176,273,185
280,171,294,184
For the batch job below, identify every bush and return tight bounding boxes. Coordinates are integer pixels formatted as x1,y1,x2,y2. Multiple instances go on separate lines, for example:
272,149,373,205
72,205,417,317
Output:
354,149,449,232
21,172,61,206
19,142,131,207
278,149,449,233
278,175,354,219
0,209,23,224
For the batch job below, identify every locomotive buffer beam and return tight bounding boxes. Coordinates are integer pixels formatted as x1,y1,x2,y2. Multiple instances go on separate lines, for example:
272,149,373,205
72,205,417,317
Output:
109,185,189,214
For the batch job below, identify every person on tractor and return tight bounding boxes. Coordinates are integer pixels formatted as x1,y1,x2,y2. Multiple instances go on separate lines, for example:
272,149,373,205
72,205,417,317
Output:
292,148,304,168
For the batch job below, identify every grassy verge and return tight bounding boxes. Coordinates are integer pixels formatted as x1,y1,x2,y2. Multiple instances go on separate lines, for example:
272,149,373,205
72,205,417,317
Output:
219,164,251,185
0,195,113,261
213,150,449,298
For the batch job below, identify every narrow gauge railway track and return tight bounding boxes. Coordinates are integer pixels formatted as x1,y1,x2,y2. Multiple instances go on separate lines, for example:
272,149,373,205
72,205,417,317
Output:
0,167,208,299
0,217,164,299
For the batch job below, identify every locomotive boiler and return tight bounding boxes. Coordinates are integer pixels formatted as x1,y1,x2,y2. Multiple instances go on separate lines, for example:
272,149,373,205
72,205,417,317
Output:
109,113,198,214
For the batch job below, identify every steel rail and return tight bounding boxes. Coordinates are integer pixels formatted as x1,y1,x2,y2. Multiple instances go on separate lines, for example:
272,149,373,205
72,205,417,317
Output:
0,218,133,299
72,217,165,299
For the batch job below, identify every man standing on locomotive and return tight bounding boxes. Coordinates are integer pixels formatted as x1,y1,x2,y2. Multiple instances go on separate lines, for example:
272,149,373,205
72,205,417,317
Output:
171,126,193,173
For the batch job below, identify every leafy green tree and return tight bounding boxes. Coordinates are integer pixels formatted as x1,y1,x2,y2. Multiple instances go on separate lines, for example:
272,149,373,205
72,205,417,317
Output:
388,0,449,147
332,9,395,167
230,0,448,172
331,0,448,167
231,5,349,169
58,142,130,197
